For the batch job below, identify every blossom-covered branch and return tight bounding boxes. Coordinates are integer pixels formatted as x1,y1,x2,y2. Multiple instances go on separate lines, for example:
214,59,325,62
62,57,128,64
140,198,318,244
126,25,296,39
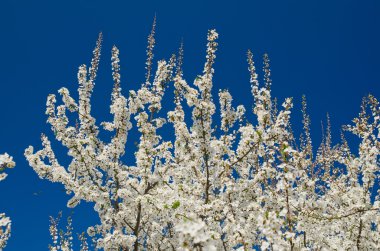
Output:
0,153,15,250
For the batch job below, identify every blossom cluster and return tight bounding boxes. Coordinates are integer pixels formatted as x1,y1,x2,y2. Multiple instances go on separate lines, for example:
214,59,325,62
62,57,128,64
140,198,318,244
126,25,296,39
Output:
0,153,15,250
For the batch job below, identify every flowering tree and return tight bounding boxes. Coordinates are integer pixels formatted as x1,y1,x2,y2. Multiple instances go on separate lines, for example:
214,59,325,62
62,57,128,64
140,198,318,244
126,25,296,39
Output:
0,153,15,250
25,23,380,250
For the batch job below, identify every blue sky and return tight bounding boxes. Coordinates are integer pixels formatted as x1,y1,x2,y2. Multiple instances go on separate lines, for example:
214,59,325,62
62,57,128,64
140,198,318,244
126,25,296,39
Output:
0,0,380,250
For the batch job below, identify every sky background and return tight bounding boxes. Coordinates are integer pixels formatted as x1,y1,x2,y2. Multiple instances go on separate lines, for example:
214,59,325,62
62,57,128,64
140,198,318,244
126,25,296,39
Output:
1,0,380,250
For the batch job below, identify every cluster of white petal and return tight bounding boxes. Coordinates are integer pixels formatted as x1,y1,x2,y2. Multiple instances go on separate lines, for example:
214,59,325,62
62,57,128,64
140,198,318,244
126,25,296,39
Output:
25,27,380,251
175,214,217,251
0,213,11,250
0,153,15,182
0,153,14,250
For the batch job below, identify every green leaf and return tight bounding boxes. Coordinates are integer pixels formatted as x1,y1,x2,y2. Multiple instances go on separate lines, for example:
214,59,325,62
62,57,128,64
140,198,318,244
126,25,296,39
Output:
171,201,180,209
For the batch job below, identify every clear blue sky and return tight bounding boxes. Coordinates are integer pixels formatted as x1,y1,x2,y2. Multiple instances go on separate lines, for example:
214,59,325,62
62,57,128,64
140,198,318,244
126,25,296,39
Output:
0,0,379,250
